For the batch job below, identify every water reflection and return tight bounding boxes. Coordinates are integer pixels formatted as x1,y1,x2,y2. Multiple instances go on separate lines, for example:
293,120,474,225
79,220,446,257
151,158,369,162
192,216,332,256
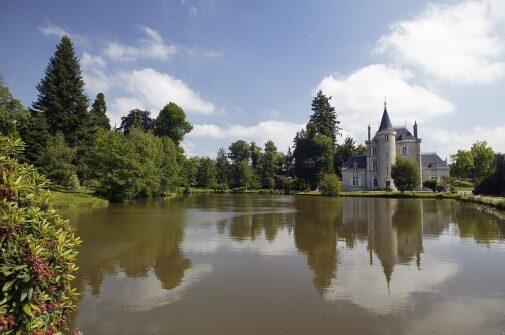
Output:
65,195,505,335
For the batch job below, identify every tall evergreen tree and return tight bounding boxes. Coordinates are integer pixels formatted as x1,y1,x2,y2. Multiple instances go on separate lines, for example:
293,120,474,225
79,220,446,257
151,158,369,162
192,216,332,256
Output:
309,90,341,147
32,36,89,146
89,93,110,130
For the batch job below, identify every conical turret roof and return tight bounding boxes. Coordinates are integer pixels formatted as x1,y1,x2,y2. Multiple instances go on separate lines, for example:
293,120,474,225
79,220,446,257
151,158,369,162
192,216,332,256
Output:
378,101,393,131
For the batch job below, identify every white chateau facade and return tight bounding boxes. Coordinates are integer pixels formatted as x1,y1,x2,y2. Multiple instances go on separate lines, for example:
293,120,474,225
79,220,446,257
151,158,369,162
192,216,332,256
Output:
342,103,450,191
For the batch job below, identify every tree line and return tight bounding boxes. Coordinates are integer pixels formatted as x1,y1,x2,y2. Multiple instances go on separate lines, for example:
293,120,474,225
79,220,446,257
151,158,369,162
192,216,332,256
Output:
0,36,369,201
2,35,501,201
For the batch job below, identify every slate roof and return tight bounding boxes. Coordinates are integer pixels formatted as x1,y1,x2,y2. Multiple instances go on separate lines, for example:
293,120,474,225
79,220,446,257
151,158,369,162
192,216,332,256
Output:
343,155,367,170
421,153,448,169
394,127,416,141
378,105,393,131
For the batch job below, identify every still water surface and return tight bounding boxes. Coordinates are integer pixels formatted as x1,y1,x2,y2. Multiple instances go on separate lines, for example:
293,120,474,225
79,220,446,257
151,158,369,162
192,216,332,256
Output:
64,194,505,335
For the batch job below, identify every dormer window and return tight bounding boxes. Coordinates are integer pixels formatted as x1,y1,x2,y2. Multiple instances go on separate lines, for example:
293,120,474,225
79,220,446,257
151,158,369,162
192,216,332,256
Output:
385,134,389,142
353,162,358,171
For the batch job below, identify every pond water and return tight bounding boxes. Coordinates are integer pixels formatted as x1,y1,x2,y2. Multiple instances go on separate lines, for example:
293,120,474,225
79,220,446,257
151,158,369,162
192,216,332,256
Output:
64,194,505,335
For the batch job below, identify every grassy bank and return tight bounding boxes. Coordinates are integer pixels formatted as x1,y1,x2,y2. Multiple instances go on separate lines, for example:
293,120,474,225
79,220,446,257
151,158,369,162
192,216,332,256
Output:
460,194,505,210
293,190,461,199
50,187,109,208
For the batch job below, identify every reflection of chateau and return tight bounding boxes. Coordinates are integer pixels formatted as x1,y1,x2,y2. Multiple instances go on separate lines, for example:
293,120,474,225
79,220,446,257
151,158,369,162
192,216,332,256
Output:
342,198,424,287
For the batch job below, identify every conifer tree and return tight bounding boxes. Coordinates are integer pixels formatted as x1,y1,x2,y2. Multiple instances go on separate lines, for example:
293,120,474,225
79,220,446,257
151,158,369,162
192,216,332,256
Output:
309,90,341,147
32,36,89,146
89,92,110,130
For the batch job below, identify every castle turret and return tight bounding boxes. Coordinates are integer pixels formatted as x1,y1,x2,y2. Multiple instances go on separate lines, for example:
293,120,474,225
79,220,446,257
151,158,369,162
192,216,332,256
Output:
376,101,396,190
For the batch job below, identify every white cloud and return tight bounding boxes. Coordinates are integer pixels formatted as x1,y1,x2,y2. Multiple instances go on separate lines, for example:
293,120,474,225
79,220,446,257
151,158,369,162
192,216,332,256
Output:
431,124,505,156
316,64,454,135
38,21,88,45
187,120,305,152
111,68,214,117
376,0,505,84
104,26,177,61
81,52,110,93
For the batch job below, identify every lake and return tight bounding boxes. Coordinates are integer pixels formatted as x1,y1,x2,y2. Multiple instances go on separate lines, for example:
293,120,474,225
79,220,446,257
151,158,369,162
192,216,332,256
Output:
64,194,505,335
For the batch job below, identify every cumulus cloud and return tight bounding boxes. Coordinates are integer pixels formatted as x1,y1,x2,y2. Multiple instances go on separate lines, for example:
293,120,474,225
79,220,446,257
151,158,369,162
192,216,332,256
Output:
316,64,454,134
111,68,214,117
38,21,88,45
376,0,505,84
431,124,505,156
81,52,110,93
104,26,177,61
187,120,305,152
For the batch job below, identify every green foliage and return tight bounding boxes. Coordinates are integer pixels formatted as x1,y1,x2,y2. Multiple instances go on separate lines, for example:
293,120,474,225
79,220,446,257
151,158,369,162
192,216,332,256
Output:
89,93,110,131
212,183,229,193
391,156,420,193
32,36,89,146
239,159,253,188
293,123,334,189
0,136,81,334
82,128,179,202
0,75,25,136
154,102,193,144
215,148,230,185
309,90,341,146
318,174,341,196
249,142,261,169
16,111,50,166
180,157,199,187
450,141,495,183
258,140,281,189
39,133,78,190
228,140,250,187
196,157,217,188
119,109,154,134
423,179,438,193
474,153,505,197
334,136,366,176
276,175,294,194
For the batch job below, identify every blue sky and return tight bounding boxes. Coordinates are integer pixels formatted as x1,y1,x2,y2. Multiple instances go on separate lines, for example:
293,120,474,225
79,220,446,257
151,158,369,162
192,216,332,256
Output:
1,0,504,158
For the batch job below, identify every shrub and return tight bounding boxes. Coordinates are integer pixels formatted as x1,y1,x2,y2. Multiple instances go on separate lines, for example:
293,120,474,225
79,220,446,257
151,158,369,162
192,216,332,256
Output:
212,183,228,193
0,136,80,334
318,174,341,196
423,179,438,193
38,133,79,190
391,157,420,193
231,186,246,193
474,153,505,197
436,184,446,193
276,175,294,195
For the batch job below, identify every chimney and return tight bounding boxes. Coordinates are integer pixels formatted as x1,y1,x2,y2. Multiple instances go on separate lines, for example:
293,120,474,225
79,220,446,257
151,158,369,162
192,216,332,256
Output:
414,121,418,139
368,124,371,141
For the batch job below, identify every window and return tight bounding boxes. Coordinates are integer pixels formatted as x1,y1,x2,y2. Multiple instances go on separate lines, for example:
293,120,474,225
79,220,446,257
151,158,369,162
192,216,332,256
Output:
372,147,377,156
402,146,408,156
353,162,358,171
372,161,378,171
352,177,360,186
385,134,389,142
373,178,378,187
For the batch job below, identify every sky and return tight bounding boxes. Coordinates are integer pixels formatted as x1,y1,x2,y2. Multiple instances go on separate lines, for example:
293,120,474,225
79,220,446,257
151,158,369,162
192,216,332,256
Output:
1,0,505,159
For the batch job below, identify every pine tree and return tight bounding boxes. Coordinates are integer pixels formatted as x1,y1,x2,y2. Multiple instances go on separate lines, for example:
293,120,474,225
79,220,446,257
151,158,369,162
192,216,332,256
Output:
89,93,110,130
32,36,89,146
309,90,341,147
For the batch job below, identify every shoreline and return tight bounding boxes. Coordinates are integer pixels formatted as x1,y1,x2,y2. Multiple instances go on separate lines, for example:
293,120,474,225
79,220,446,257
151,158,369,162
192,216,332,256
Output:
50,187,505,211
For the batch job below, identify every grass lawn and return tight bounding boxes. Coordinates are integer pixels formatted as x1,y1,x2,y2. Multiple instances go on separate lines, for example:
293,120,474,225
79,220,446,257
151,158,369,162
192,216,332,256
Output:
50,187,109,208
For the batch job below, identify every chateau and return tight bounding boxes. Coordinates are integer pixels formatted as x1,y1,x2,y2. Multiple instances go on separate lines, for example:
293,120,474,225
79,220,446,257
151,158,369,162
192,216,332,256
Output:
342,102,450,191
